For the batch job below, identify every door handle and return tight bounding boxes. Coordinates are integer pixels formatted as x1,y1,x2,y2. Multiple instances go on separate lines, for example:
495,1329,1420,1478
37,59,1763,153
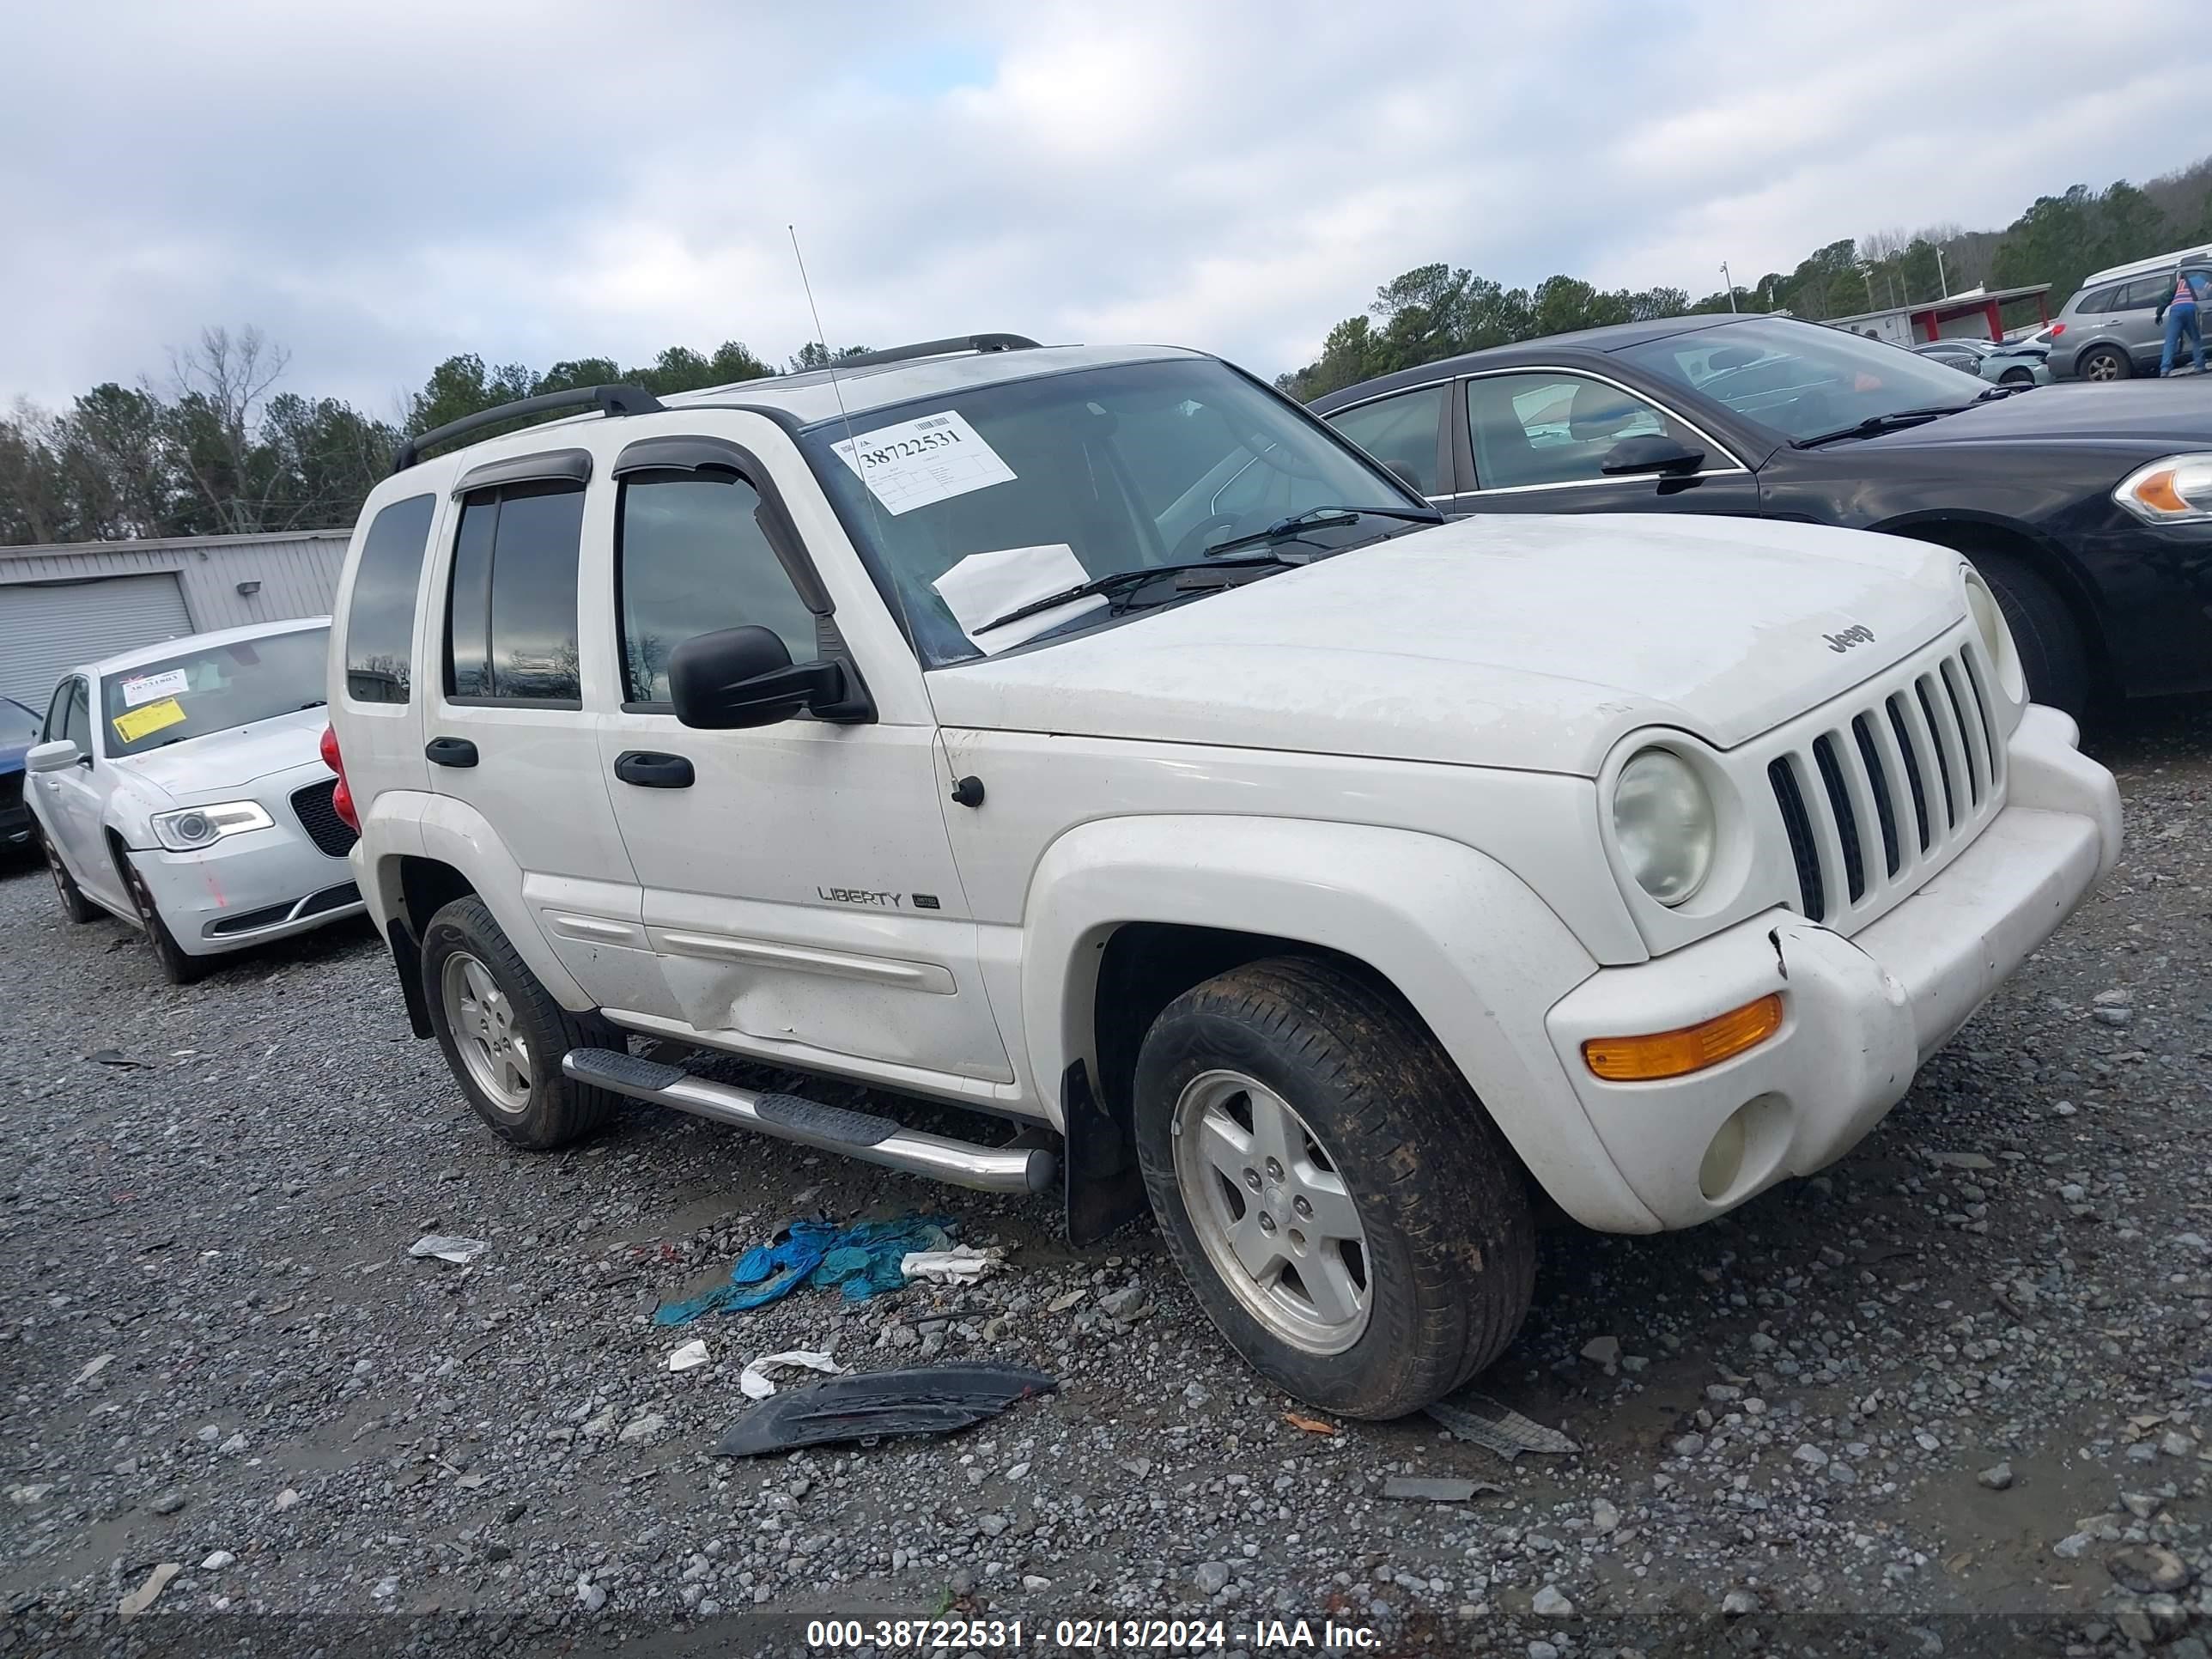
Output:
425,736,479,768
613,750,695,789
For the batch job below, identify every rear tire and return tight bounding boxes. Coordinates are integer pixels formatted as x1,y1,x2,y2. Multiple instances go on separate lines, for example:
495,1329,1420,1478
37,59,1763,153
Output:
119,855,206,985
1966,549,2092,718
1999,368,2033,386
1133,956,1535,1419
40,829,99,925
2077,345,2130,382
421,895,622,1149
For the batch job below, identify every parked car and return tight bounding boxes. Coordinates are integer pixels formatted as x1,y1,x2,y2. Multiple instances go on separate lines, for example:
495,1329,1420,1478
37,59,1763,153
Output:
25,619,364,982
1909,336,2051,386
1313,312,2212,715
2045,257,2212,380
325,336,2119,1418
0,695,42,850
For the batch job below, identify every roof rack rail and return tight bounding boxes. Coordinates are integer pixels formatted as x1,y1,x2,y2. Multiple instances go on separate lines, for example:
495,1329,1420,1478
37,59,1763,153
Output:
831,334,1041,371
391,383,664,474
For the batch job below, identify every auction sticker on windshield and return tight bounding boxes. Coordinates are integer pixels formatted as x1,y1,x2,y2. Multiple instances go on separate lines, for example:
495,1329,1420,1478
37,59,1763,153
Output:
118,668,190,707
113,697,186,744
830,411,1015,516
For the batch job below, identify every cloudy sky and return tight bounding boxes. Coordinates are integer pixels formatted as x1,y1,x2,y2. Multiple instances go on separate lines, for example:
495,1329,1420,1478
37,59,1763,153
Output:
4,0,2208,413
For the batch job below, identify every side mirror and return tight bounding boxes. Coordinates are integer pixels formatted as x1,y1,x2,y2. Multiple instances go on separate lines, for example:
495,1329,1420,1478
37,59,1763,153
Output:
667,626,847,730
1600,433,1705,477
27,738,82,773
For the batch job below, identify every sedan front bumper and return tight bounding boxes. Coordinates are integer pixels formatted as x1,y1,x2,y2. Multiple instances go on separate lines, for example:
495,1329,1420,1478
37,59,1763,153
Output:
134,810,363,957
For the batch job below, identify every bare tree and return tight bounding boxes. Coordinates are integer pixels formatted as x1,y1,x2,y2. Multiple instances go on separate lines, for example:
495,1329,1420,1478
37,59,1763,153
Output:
163,325,289,534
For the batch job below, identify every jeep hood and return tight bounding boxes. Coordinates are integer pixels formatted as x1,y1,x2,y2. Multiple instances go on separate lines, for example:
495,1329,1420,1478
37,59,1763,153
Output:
924,514,1963,775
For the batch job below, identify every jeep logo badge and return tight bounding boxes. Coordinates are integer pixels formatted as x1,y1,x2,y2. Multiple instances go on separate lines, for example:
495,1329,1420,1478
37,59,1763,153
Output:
1824,624,1875,653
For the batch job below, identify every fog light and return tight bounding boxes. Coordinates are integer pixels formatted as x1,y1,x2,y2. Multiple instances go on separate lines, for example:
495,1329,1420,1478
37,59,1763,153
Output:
1699,1109,1748,1200
1582,994,1784,1082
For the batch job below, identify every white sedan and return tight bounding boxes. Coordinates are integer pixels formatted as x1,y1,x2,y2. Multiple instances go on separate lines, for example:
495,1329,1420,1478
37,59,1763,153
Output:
25,617,366,982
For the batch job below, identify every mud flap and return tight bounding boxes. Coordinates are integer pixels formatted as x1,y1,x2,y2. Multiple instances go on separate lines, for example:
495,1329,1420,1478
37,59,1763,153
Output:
386,919,434,1039
1061,1061,1147,1247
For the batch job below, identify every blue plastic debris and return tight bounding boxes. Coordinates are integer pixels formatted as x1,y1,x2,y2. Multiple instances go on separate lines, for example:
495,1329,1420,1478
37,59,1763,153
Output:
653,1217,954,1325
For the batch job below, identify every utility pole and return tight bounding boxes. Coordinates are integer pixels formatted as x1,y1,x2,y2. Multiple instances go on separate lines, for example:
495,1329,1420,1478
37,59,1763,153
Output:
1863,265,1878,308
1936,246,1949,298
1720,262,1737,312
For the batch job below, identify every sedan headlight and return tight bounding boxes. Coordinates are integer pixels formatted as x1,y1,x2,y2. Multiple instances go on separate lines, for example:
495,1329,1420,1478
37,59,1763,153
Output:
1612,748,1716,905
150,800,274,852
2113,453,2212,525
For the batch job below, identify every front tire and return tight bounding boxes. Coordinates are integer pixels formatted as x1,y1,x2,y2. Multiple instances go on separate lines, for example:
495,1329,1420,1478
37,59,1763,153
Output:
1133,957,1535,1419
119,856,207,985
422,895,621,1149
40,829,99,925
1967,549,2091,718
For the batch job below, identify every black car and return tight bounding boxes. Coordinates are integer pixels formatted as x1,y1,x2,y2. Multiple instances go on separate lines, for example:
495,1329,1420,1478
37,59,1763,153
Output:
1311,313,2212,715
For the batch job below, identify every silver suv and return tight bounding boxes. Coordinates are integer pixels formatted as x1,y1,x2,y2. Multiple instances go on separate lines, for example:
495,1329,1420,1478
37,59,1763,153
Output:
2046,255,2212,380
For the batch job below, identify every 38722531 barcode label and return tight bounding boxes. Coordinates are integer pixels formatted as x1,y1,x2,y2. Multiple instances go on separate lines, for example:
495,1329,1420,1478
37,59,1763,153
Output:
830,410,1017,515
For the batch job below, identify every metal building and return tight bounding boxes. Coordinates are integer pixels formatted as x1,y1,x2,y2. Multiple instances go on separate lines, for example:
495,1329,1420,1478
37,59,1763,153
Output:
0,529,347,713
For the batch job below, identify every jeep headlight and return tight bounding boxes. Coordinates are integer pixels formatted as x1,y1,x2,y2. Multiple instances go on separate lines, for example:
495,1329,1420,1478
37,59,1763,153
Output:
151,800,274,852
1961,568,2027,702
1613,749,1715,905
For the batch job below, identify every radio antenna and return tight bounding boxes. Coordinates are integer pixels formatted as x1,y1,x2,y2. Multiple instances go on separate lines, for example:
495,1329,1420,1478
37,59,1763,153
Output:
788,223,910,644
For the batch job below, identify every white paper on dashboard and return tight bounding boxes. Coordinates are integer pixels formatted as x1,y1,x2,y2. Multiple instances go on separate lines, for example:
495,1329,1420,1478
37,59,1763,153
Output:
118,668,189,707
829,410,1016,516
931,544,1108,654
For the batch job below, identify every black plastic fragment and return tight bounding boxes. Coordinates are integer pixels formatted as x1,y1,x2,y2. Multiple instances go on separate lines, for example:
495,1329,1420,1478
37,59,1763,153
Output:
711,1364,1058,1457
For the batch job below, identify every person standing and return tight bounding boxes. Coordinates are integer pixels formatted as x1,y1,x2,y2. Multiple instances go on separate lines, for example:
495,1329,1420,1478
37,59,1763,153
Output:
2156,268,2209,376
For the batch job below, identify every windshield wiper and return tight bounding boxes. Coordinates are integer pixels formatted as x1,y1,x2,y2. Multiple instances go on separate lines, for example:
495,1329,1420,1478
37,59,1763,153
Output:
1790,405,1973,449
1202,502,1443,558
970,554,1306,637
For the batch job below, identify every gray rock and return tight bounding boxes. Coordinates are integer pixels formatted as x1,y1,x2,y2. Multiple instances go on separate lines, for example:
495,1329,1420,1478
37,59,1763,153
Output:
1097,1285,1149,1320
1590,1497,1621,1533
1977,1462,2014,1491
1792,1443,1829,1469
1192,1561,1231,1595
576,1577,605,1613
149,1490,185,1516
1531,1584,1574,1618
1722,1588,1762,1617
2052,1532,2094,1560
1580,1335,1620,1367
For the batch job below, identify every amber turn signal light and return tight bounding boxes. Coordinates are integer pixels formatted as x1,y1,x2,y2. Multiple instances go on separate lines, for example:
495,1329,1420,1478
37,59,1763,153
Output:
1582,994,1784,1082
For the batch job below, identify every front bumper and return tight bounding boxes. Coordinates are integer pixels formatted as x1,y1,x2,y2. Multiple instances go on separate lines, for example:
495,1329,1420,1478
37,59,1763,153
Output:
1543,705,2120,1229
135,817,364,957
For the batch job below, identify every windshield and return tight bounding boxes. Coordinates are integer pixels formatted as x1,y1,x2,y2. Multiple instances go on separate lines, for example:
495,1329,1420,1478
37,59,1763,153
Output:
1620,317,1992,443
0,697,40,746
798,358,1428,664
100,627,330,758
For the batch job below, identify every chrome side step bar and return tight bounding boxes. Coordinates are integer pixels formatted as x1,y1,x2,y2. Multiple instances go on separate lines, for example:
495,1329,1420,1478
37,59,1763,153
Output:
561,1048,1055,1195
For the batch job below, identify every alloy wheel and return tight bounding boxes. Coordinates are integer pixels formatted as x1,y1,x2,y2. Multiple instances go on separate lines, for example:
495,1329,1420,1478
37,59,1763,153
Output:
441,951,532,1112
1170,1068,1371,1354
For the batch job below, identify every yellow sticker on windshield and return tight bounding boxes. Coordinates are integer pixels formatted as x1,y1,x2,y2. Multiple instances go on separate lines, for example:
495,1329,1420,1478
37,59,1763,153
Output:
112,697,186,744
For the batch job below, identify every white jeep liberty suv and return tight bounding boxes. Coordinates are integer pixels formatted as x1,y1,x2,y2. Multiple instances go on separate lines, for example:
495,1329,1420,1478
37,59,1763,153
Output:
325,334,2121,1418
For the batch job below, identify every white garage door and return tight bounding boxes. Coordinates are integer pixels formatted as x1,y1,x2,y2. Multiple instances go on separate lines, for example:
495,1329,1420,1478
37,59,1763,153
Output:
0,574,194,714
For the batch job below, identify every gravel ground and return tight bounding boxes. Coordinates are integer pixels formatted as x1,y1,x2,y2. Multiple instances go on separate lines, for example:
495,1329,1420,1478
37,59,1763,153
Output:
3,702,2209,1659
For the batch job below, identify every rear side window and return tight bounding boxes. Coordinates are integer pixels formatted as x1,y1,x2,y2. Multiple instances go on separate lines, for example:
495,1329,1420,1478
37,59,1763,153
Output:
2075,285,2121,314
617,474,817,705
2117,276,2172,310
1326,385,1447,495
343,494,434,702
445,482,585,703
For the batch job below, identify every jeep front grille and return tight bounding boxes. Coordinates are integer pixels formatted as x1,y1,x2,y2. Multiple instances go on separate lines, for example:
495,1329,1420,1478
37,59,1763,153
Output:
1766,645,2002,925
